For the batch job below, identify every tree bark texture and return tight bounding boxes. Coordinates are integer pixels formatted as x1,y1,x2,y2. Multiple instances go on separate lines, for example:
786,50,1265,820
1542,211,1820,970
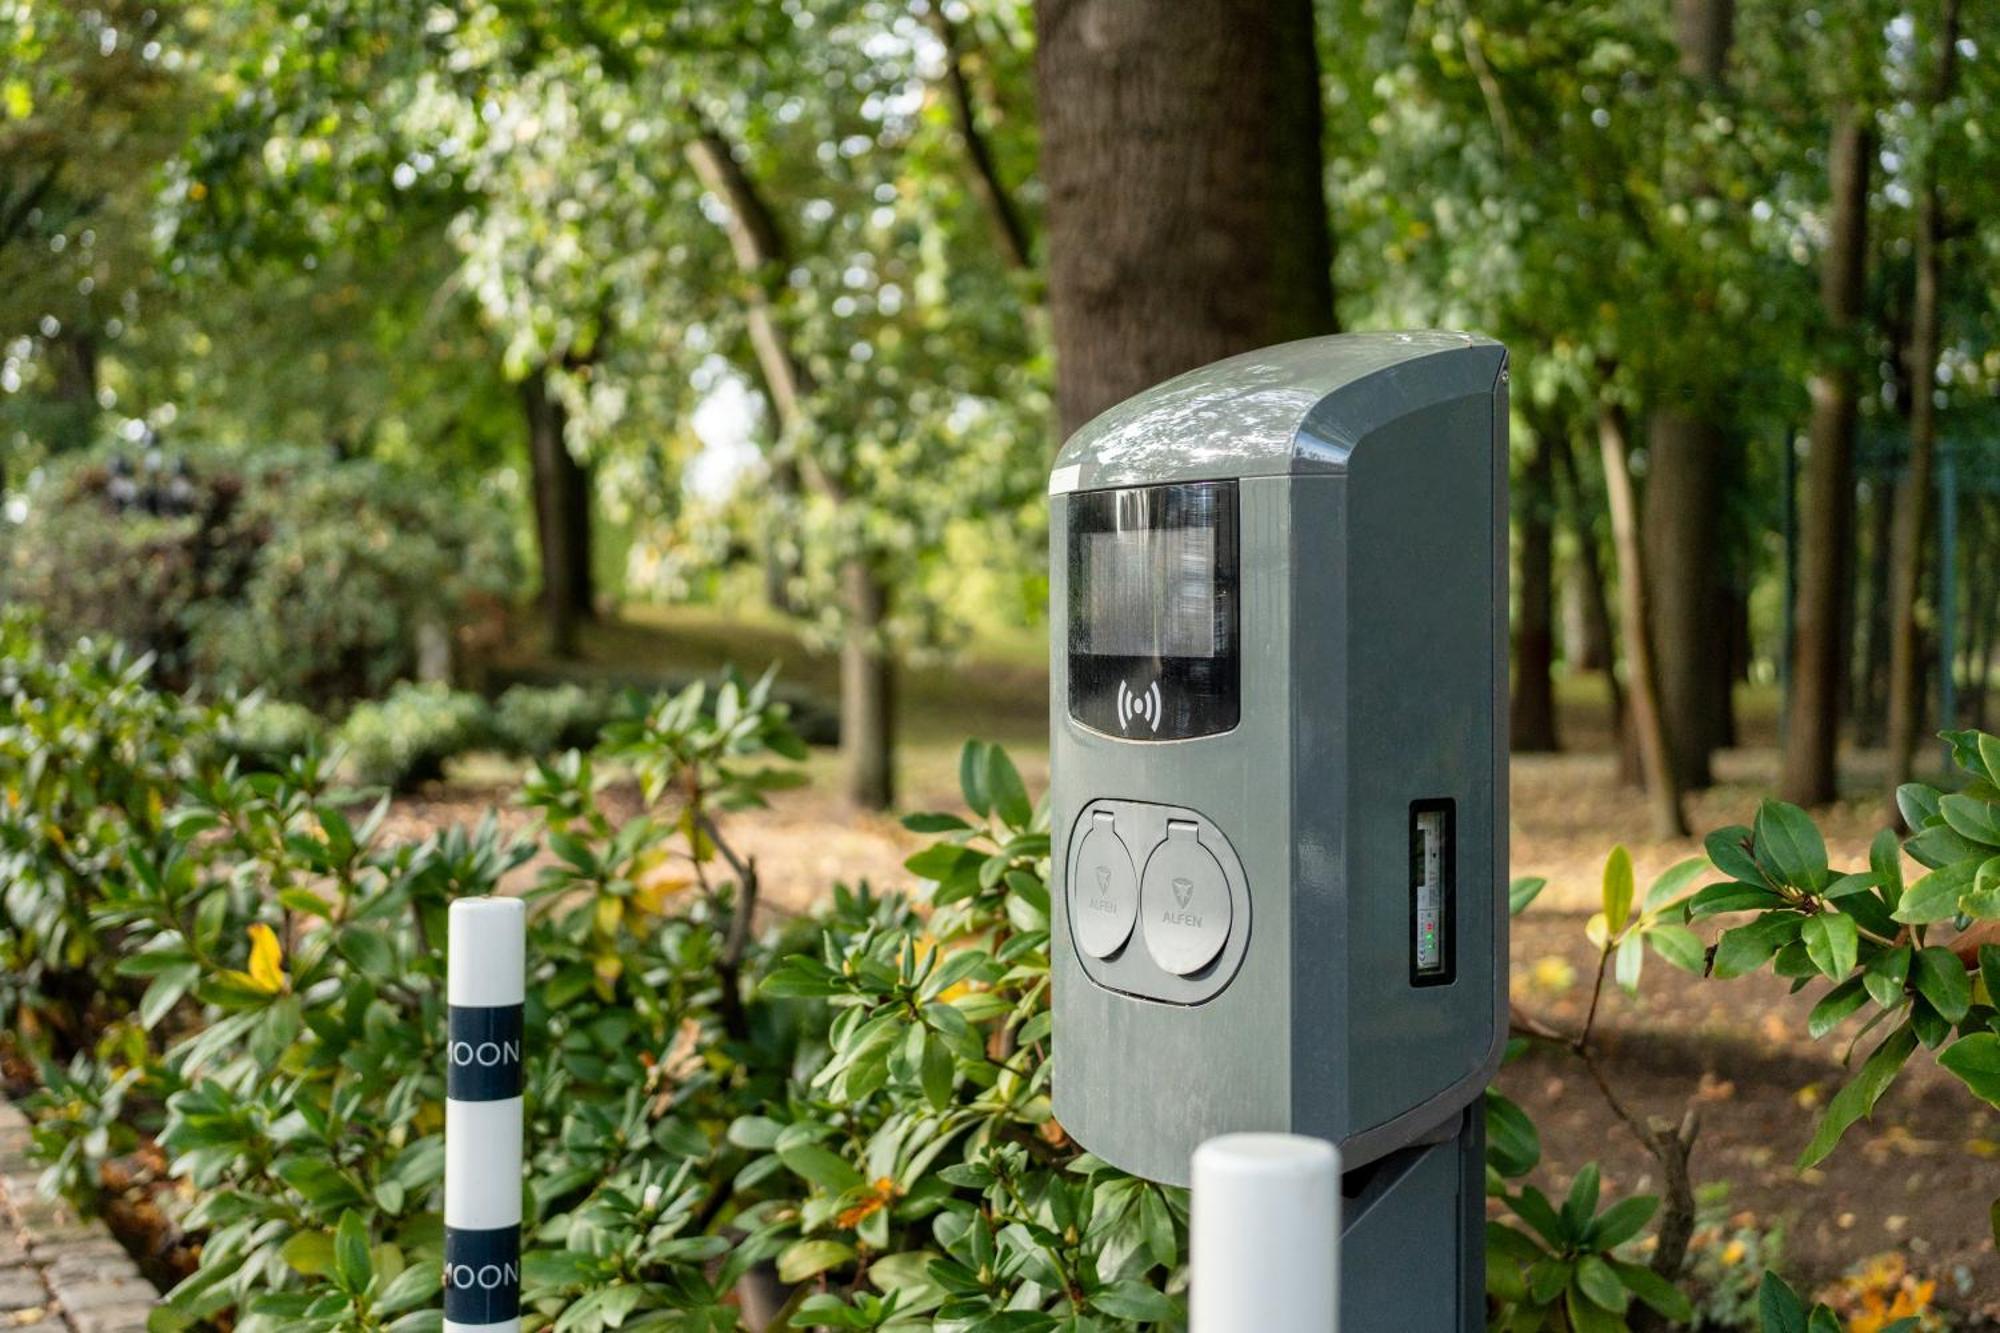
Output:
840,562,897,810
1643,410,1724,790
1641,0,1738,791
1512,430,1561,752
1781,109,1871,806
1886,0,1962,805
522,370,594,660
1602,399,1688,838
1034,0,1336,438
1554,430,1637,783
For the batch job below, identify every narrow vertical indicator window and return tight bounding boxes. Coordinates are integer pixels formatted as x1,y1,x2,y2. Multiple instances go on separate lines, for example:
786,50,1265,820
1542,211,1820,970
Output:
1410,800,1456,986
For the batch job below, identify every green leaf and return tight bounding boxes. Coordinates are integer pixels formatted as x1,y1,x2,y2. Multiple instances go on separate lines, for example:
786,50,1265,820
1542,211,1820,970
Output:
1587,1195,1658,1249
1871,827,1906,907
333,1210,371,1294
1807,977,1869,1038
1509,876,1548,917
138,963,199,1030
1712,916,1799,978
337,926,394,980
1798,1022,1919,1168
1939,1034,2000,1107
1645,923,1705,975
919,1031,955,1110
1644,857,1711,911
1602,846,1635,933
1610,1261,1694,1322
1561,1164,1600,1234
779,1144,865,1195
1940,794,2000,847
1864,946,1912,1008
1896,783,1944,832
281,1230,335,1277
958,740,992,817
1891,860,1974,924
1801,912,1858,980
1484,1090,1541,1178
1565,1283,1622,1333
1574,1255,1628,1313
1755,800,1828,891
1089,1280,1178,1321
777,1239,855,1284
1688,882,1786,919
1758,1272,1808,1333
984,746,1032,829
1704,825,1768,888
1911,946,1971,1024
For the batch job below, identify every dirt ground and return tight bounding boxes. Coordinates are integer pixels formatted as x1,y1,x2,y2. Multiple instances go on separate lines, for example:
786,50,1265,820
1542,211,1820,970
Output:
392,693,1996,1319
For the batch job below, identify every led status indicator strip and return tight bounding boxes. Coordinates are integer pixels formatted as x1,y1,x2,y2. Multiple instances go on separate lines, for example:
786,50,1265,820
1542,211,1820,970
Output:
445,898,525,1333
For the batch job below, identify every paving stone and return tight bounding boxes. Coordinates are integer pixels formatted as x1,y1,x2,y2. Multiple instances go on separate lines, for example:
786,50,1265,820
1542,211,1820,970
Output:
0,1092,160,1328
69,1311,154,1333
0,1269,51,1310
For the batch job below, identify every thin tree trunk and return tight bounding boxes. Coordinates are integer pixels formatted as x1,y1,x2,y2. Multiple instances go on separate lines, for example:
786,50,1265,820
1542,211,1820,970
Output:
1782,108,1872,806
48,326,99,453
841,562,896,809
687,116,900,809
1554,429,1636,781
1034,0,1335,436
1512,430,1560,751
522,369,592,660
923,0,1033,272
1644,410,1723,789
1887,0,1962,806
1854,480,1895,744
1601,397,1688,839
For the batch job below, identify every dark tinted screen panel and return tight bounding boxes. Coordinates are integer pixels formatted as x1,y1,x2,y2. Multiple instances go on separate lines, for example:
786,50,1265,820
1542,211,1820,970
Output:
1067,481,1239,739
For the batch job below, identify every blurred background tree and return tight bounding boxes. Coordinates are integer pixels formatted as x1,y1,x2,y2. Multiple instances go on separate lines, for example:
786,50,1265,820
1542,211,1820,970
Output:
1,0,1995,812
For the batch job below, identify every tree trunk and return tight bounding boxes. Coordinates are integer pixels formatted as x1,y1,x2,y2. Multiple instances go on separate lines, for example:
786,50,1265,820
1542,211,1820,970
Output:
1854,480,1895,745
841,562,896,809
523,369,594,660
1886,0,1962,806
1601,397,1688,839
1553,429,1636,781
1034,0,1335,437
1641,0,1736,792
1513,431,1560,751
1643,410,1723,790
1782,109,1871,806
48,325,99,453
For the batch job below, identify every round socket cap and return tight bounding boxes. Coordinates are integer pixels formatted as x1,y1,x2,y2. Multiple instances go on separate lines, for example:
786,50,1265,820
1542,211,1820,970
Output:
1071,812,1139,959
1141,821,1232,975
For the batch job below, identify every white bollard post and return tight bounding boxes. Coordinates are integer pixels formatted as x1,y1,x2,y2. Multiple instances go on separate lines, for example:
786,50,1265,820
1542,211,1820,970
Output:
445,898,526,1333
1190,1133,1340,1333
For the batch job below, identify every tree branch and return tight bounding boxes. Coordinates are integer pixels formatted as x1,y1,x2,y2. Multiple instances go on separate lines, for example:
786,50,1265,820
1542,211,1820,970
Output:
921,0,1032,271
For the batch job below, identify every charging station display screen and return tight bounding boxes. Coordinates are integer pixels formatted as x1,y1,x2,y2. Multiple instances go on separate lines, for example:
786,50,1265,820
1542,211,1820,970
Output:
1067,481,1239,739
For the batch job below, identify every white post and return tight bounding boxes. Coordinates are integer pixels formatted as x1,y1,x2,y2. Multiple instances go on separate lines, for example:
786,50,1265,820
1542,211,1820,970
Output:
1190,1133,1340,1333
445,898,526,1333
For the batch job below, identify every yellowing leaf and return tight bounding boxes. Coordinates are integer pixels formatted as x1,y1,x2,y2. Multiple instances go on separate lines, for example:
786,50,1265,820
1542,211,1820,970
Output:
246,923,287,994
2,81,32,120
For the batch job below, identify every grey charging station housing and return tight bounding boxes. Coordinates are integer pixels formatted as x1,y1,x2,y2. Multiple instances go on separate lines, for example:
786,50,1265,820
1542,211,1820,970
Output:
1048,331,1510,1196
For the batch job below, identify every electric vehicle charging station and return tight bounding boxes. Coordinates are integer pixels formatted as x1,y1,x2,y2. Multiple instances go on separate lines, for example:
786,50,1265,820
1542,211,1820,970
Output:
1047,331,1509,1330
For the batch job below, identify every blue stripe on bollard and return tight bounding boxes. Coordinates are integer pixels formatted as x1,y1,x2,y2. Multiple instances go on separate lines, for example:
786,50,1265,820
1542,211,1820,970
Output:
447,1005,524,1102
443,1224,523,1324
